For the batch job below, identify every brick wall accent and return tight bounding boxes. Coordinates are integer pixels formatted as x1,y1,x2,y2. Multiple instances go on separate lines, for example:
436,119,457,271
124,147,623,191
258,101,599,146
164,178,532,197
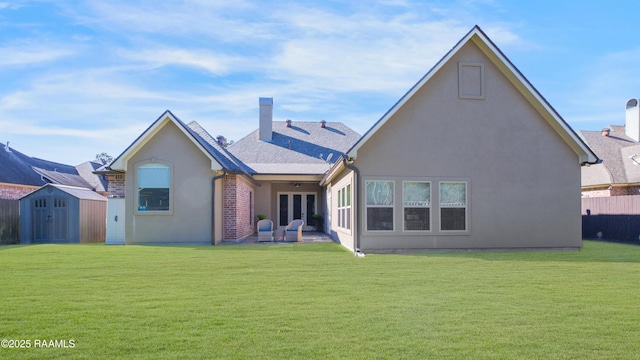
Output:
107,174,125,198
0,183,38,200
222,174,255,240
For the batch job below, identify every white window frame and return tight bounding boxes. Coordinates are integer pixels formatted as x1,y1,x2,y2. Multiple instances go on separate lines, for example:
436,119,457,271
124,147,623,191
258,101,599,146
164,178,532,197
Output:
402,181,431,232
439,181,468,232
136,161,173,215
365,180,395,232
337,183,351,232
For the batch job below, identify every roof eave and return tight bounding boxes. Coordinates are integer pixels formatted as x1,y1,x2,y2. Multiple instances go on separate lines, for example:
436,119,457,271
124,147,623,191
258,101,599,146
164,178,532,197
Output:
110,111,224,172
320,155,347,186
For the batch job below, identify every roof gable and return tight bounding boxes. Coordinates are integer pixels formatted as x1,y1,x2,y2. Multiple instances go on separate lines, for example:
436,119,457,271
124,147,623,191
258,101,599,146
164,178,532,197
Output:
110,111,226,172
347,25,598,165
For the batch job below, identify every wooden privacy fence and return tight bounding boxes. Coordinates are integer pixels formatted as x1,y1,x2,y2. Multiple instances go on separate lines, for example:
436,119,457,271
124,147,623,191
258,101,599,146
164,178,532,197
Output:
0,199,20,244
582,195,640,242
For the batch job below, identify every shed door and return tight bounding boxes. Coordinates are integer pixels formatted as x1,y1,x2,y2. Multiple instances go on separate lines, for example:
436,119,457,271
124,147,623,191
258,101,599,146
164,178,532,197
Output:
32,197,69,243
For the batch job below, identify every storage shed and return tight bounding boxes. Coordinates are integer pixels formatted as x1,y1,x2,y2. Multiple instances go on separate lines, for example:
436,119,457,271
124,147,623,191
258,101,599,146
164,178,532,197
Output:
20,184,107,244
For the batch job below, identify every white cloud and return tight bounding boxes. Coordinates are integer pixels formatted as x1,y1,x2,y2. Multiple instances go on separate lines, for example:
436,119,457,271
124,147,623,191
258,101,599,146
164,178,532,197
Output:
0,44,74,66
0,0,532,165
118,47,246,76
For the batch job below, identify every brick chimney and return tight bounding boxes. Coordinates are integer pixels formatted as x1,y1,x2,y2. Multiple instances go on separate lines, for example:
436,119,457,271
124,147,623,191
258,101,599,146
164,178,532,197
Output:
625,98,640,142
259,97,273,141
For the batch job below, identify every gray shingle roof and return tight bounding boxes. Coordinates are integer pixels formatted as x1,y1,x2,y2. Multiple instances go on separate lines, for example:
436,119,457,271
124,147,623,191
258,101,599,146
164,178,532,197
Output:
228,121,360,175
109,110,253,177
32,167,93,188
0,142,88,188
75,161,108,192
21,184,107,201
185,121,253,175
579,126,640,186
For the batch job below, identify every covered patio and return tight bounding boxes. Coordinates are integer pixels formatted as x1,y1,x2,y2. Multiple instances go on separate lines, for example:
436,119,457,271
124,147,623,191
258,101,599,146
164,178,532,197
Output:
221,232,334,245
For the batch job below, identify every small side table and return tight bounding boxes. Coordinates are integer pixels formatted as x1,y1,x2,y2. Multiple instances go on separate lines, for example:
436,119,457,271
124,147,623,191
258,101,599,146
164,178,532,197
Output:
273,229,285,242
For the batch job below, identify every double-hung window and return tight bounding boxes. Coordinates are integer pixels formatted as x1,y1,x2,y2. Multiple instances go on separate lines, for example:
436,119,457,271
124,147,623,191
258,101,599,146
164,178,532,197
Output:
337,184,351,230
137,163,171,212
403,182,430,231
440,182,466,231
366,181,394,231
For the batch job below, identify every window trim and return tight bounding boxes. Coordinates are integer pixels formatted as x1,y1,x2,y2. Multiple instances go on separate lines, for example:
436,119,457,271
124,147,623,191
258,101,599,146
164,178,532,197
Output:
365,180,395,232
337,183,352,233
439,181,468,232
135,160,173,215
402,181,431,232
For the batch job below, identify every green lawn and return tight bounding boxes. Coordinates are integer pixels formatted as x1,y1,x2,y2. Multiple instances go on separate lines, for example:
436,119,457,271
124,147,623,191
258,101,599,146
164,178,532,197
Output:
1,241,639,359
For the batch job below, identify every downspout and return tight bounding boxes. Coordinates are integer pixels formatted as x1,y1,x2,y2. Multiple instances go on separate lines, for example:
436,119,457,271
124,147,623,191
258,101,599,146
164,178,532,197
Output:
211,169,227,245
342,157,363,256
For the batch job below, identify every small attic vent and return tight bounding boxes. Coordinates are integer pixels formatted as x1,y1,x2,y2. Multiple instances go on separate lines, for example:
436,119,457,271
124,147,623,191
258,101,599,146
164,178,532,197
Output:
320,120,326,128
458,62,485,100
4,141,11,153
601,128,610,137
627,99,638,109
286,119,292,128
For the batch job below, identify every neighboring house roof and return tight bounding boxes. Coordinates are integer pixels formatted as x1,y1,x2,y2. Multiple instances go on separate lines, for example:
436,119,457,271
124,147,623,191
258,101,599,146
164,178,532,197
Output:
75,161,109,193
110,110,251,177
579,126,640,187
20,183,107,201
32,167,93,189
346,25,598,165
228,121,360,175
0,142,99,190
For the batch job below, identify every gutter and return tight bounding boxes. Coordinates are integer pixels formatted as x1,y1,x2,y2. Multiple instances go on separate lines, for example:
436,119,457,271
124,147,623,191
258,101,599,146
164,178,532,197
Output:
342,157,364,257
211,169,227,245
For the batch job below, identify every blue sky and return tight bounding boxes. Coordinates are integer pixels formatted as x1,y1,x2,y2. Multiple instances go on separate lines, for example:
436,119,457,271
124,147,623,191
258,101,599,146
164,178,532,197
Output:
1,0,639,165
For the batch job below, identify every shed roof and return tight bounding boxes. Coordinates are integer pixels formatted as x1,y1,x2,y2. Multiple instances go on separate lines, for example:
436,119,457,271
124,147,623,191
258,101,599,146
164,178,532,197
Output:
21,184,107,201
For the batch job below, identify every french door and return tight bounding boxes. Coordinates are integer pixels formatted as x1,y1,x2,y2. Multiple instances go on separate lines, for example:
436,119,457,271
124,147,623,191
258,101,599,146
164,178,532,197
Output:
277,192,316,231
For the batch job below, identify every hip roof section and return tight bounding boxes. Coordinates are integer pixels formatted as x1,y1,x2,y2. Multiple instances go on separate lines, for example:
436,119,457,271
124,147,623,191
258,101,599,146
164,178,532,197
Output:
228,121,360,175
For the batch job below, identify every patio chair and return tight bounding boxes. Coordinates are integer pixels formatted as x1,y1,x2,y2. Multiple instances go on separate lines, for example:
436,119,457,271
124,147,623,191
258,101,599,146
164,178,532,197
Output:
257,219,273,242
285,219,304,242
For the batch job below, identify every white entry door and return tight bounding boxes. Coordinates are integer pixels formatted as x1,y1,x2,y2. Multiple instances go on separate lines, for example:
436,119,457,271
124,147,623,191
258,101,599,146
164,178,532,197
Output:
277,192,317,231
106,198,126,244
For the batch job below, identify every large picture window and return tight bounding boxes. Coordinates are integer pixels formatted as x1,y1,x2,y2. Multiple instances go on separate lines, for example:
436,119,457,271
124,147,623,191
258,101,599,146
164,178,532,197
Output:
138,163,170,211
403,182,430,231
366,181,394,231
440,182,466,231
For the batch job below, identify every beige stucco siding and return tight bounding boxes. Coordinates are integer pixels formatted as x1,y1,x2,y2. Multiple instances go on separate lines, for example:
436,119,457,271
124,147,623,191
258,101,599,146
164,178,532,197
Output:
328,169,356,251
354,41,582,251
125,121,214,244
